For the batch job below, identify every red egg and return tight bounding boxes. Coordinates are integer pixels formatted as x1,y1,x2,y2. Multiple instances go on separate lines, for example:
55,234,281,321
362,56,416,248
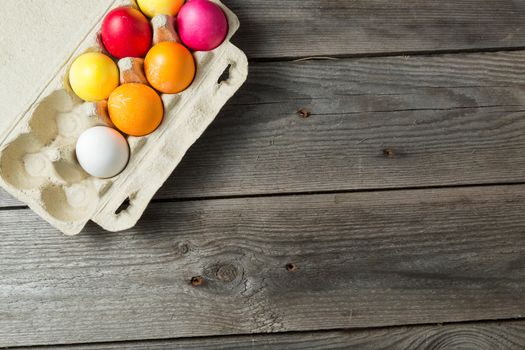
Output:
101,7,152,59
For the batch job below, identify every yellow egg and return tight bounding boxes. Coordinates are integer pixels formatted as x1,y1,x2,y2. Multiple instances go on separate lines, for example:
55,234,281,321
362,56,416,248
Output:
137,0,185,17
68,52,119,102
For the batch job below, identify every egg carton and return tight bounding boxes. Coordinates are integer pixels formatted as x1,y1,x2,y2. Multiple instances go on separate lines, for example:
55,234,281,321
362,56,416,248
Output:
0,0,248,235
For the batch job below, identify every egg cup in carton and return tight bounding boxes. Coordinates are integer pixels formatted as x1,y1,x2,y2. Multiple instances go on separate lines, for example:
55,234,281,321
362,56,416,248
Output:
0,0,248,235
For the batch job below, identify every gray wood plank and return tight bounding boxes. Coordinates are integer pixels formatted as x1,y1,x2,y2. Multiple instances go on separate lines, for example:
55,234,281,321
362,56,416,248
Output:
159,51,525,199
1,185,525,347
14,321,525,350
226,0,525,59
4,51,525,208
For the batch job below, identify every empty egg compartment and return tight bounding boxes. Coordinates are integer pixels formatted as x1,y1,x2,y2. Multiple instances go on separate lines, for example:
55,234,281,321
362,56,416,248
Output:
0,88,105,233
0,0,248,235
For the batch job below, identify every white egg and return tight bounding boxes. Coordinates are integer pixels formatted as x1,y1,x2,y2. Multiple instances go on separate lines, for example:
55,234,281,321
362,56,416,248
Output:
76,126,130,178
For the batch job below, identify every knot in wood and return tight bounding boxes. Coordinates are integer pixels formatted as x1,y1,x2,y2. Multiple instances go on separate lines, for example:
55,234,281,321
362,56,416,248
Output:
215,263,239,283
297,108,311,118
172,242,190,258
286,263,298,272
191,276,204,287
383,148,395,157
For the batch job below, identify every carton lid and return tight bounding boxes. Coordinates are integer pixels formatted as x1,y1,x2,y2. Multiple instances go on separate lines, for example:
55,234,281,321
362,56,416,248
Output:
0,1,114,136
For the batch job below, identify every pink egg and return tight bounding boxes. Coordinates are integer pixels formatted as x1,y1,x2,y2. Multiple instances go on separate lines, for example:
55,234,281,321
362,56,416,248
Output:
177,0,228,51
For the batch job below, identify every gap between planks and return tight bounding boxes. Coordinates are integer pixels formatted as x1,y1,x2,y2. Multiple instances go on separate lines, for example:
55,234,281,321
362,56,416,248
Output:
250,45,525,63
2,181,525,212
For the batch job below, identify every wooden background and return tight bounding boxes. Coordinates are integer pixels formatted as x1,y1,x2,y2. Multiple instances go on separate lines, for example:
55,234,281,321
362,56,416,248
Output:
2,0,525,349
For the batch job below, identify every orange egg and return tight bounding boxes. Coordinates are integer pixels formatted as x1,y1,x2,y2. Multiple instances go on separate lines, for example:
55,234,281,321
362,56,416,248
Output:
144,42,196,94
108,83,164,137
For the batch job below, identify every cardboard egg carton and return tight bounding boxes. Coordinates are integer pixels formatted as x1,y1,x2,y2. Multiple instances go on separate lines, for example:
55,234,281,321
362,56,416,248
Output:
0,0,248,235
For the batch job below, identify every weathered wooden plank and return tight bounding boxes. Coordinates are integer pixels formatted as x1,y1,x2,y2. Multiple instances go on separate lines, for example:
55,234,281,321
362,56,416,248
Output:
1,185,525,347
14,321,525,350
3,51,525,208
226,0,525,58
158,51,525,199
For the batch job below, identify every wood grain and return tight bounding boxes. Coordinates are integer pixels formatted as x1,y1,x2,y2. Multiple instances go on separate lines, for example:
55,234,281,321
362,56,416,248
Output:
1,185,525,347
14,321,525,350
225,0,525,59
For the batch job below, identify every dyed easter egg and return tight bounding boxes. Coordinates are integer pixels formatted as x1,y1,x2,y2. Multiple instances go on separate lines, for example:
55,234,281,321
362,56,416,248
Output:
76,126,130,178
144,42,195,94
177,0,228,51
108,83,164,136
137,0,185,17
101,7,152,59
69,52,119,102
